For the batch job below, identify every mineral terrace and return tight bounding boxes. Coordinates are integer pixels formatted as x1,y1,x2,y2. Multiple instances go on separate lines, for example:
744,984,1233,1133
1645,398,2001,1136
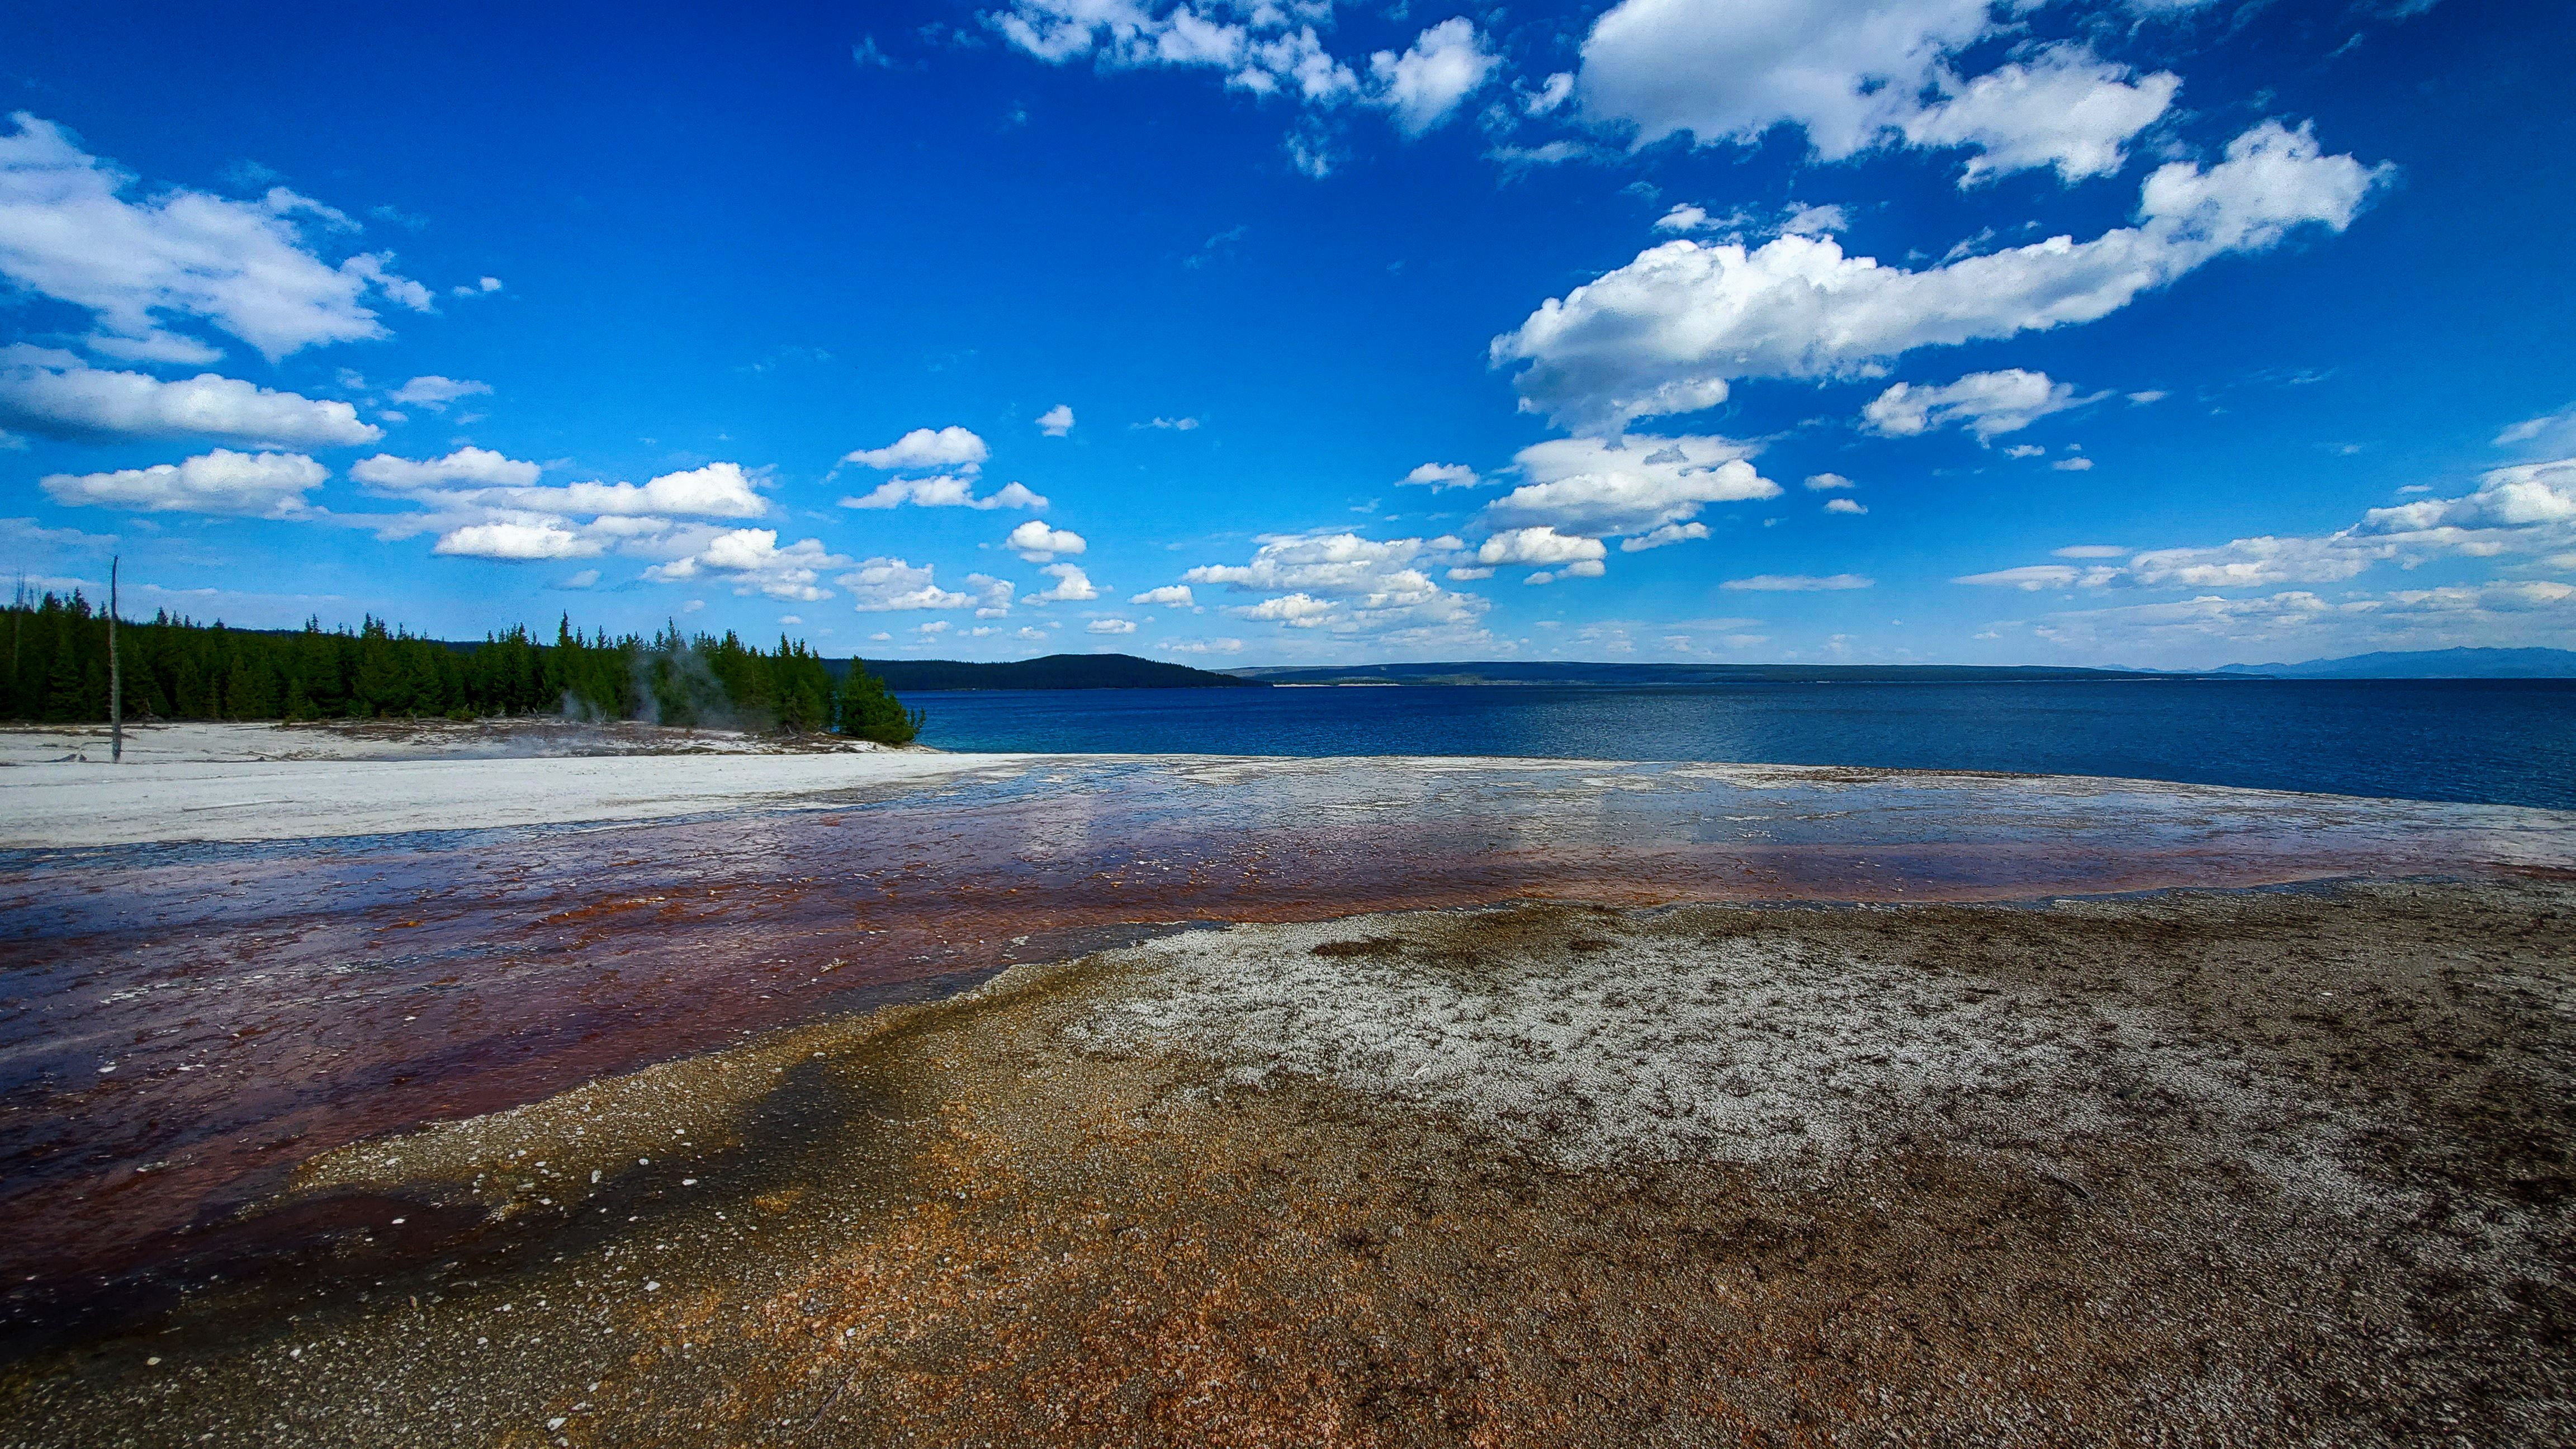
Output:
7,877,2570,1447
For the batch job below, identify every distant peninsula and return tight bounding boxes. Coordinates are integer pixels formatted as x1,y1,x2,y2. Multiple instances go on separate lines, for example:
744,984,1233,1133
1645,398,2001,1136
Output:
833,647,2576,693
2214,646,2576,679
1223,661,2215,686
842,653,1263,692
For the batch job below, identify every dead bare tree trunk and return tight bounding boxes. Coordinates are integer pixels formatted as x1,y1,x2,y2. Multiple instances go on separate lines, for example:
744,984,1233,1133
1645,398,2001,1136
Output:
108,555,121,764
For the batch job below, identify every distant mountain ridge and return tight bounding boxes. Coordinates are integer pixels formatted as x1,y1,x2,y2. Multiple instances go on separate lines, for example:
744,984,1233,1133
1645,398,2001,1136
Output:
840,653,1261,691
1224,661,2209,685
820,648,2576,692
2214,647,2576,679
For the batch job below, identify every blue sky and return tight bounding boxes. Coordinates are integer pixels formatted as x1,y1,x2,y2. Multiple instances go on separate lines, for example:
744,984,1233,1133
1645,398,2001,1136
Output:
2,0,2570,669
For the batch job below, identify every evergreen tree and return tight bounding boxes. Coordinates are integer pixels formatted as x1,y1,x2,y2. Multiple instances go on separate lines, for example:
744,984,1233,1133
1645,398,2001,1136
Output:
41,643,84,723
79,655,108,724
1,594,915,738
833,665,921,745
231,660,278,720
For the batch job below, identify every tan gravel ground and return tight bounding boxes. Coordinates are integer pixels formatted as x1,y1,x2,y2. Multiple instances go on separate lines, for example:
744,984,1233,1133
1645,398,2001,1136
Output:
4,877,2571,1447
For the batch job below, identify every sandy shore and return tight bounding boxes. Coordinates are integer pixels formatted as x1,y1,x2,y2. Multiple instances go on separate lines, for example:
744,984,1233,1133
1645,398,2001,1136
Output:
0,721,1014,846
6,882,2570,1446
0,717,912,767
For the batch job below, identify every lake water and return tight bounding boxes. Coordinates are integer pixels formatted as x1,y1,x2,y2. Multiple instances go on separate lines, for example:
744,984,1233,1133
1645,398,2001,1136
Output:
899,679,2576,811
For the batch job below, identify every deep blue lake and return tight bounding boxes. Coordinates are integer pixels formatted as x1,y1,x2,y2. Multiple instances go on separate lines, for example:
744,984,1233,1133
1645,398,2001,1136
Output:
897,679,2576,811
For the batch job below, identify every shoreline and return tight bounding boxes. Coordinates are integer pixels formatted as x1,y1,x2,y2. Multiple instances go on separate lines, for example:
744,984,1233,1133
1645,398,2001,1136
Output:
9,720,2576,850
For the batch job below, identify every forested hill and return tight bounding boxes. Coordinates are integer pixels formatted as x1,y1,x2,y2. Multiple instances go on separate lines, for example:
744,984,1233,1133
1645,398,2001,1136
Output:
848,654,1263,691
0,591,921,742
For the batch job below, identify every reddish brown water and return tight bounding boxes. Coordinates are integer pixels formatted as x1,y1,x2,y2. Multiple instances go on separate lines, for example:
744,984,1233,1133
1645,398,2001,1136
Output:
4,755,2570,1349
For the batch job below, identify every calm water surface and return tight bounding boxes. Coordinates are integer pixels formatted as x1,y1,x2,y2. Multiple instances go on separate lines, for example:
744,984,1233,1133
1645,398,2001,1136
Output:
902,679,2576,811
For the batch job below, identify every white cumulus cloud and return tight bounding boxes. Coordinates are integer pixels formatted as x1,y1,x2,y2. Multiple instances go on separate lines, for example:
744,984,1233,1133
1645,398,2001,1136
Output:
1991,580,2576,668
434,521,598,560
1955,458,2576,595
1654,200,1849,240
1953,563,2123,590
644,528,850,602
842,425,991,473
2495,403,2576,455
1862,369,2099,441
0,345,381,446
0,113,427,360
1478,525,1608,567
2132,536,2370,587
1722,573,1874,590
1522,558,1607,585
351,446,541,490
1036,403,1076,436
361,456,769,519
1575,2,2174,186
965,574,1017,618
1131,584,1195,607
1524,72,1575,116
841,475,1046,510
1029,562,1100,602
1492,121,2390,432
2357,458,2576,537
835,427,1038,510
1367,17,1499,136
1007,520,1088,561
841,557,972,612
1619,521,1710,551
40,448,325,518
1897,45,2180,186
1481,433,1778,538
1238,592,1337,626
1401,462,1481,490
1579,0,1995,158
1185,531,1490,643
387,375,491,410
986,6,1498,160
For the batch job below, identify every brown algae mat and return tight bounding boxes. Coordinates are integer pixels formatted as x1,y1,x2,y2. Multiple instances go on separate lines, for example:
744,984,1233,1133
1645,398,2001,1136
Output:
6,878,2572,1447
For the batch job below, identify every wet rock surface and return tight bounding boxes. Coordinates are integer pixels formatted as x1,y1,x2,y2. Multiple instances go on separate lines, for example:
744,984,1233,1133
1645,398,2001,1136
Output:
5,879,2573,1447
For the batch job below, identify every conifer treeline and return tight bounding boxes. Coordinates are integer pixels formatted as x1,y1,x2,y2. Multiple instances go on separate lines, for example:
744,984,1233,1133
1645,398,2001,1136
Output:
0,590,921,744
